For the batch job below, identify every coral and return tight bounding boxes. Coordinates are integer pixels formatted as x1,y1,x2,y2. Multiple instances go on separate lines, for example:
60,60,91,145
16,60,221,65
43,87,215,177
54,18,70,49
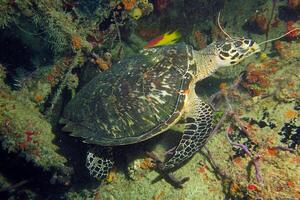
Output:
288,0,300,9
137,0,154,16
249,14,268,34
242,62,272,96
106,168,117,183
0,91,71,178
66,73,79,90
140,0,149,4
274,40,286,58
130,7,142,20
286,21,300,39
137,158,155,169
120,0,154,20
45,53,85,115
122,0,137,10
34,94,44,103
43,11,74,54
95,58,110,71
92,52,112,71
284,110,298,120
1,0,299,199
71,35,82,50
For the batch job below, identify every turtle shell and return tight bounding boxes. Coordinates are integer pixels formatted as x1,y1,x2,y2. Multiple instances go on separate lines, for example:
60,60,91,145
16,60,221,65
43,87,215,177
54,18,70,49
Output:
61,43,197,146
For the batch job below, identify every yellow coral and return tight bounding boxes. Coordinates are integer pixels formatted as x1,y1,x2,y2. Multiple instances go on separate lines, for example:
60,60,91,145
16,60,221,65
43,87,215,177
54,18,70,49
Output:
122,0,136,10
34,94,44,103
106,169,116,183
138,158,155,169
130,7,142,20
141,0,148,4
284,109,298,119
95,58,111,71
219,82,228,91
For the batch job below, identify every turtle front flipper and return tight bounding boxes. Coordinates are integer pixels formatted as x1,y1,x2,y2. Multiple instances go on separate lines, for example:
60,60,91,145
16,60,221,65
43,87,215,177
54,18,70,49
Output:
86,147,114,180
162,97,214,171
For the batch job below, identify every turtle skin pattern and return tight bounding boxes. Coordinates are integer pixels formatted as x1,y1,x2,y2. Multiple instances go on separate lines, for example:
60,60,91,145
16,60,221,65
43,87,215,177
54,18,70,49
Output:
86,148,114,179
163,99,214,170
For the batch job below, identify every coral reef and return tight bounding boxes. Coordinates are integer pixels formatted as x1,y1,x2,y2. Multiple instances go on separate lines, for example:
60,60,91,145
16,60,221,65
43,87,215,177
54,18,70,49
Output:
87,41,300,199
249,14,268,34
0,0,299,199
0,0,153,198
286,20,300,39
0,63,72,193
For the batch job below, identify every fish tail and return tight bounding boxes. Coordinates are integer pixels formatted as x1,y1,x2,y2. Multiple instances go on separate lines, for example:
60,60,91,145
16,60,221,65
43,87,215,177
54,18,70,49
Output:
144,30,181,48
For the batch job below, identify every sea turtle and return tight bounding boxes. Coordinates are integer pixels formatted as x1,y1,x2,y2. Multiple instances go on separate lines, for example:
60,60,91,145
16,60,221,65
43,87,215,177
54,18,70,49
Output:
60,36,261,184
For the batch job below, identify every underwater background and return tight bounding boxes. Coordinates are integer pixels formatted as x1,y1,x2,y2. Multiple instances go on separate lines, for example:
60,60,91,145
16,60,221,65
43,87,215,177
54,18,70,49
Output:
0,0,299,199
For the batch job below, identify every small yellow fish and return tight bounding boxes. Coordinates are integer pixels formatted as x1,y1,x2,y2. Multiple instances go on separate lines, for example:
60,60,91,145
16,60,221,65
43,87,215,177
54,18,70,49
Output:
144,31,181,48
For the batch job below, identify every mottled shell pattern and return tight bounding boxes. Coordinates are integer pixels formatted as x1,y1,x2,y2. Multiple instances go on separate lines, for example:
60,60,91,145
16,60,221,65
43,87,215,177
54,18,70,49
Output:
62,44,197,146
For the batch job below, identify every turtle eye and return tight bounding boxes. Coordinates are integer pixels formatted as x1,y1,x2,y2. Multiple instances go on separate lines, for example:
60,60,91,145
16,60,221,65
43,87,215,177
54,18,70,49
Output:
249,40,254,47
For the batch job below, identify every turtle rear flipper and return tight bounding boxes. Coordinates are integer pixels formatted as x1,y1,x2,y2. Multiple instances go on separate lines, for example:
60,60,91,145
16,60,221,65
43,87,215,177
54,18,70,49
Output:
162,97,214,171
86,147,114,180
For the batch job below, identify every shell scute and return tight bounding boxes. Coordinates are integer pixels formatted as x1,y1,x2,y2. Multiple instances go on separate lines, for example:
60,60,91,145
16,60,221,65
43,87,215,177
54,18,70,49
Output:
62,44,196,145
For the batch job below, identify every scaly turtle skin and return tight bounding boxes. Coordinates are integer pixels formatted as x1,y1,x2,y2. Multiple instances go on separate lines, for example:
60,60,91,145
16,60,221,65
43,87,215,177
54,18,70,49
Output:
61,38,260,184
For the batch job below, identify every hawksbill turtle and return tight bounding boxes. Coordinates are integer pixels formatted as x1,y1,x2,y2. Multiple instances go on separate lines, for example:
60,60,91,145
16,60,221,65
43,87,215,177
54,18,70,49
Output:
60,35,262,186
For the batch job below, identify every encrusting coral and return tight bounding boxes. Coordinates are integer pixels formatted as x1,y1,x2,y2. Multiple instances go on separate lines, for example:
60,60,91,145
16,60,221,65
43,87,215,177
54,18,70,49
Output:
0,65,72,185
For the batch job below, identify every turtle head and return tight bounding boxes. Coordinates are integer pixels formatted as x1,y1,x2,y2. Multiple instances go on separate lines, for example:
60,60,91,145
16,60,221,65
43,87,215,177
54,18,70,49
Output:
215,37,260,67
